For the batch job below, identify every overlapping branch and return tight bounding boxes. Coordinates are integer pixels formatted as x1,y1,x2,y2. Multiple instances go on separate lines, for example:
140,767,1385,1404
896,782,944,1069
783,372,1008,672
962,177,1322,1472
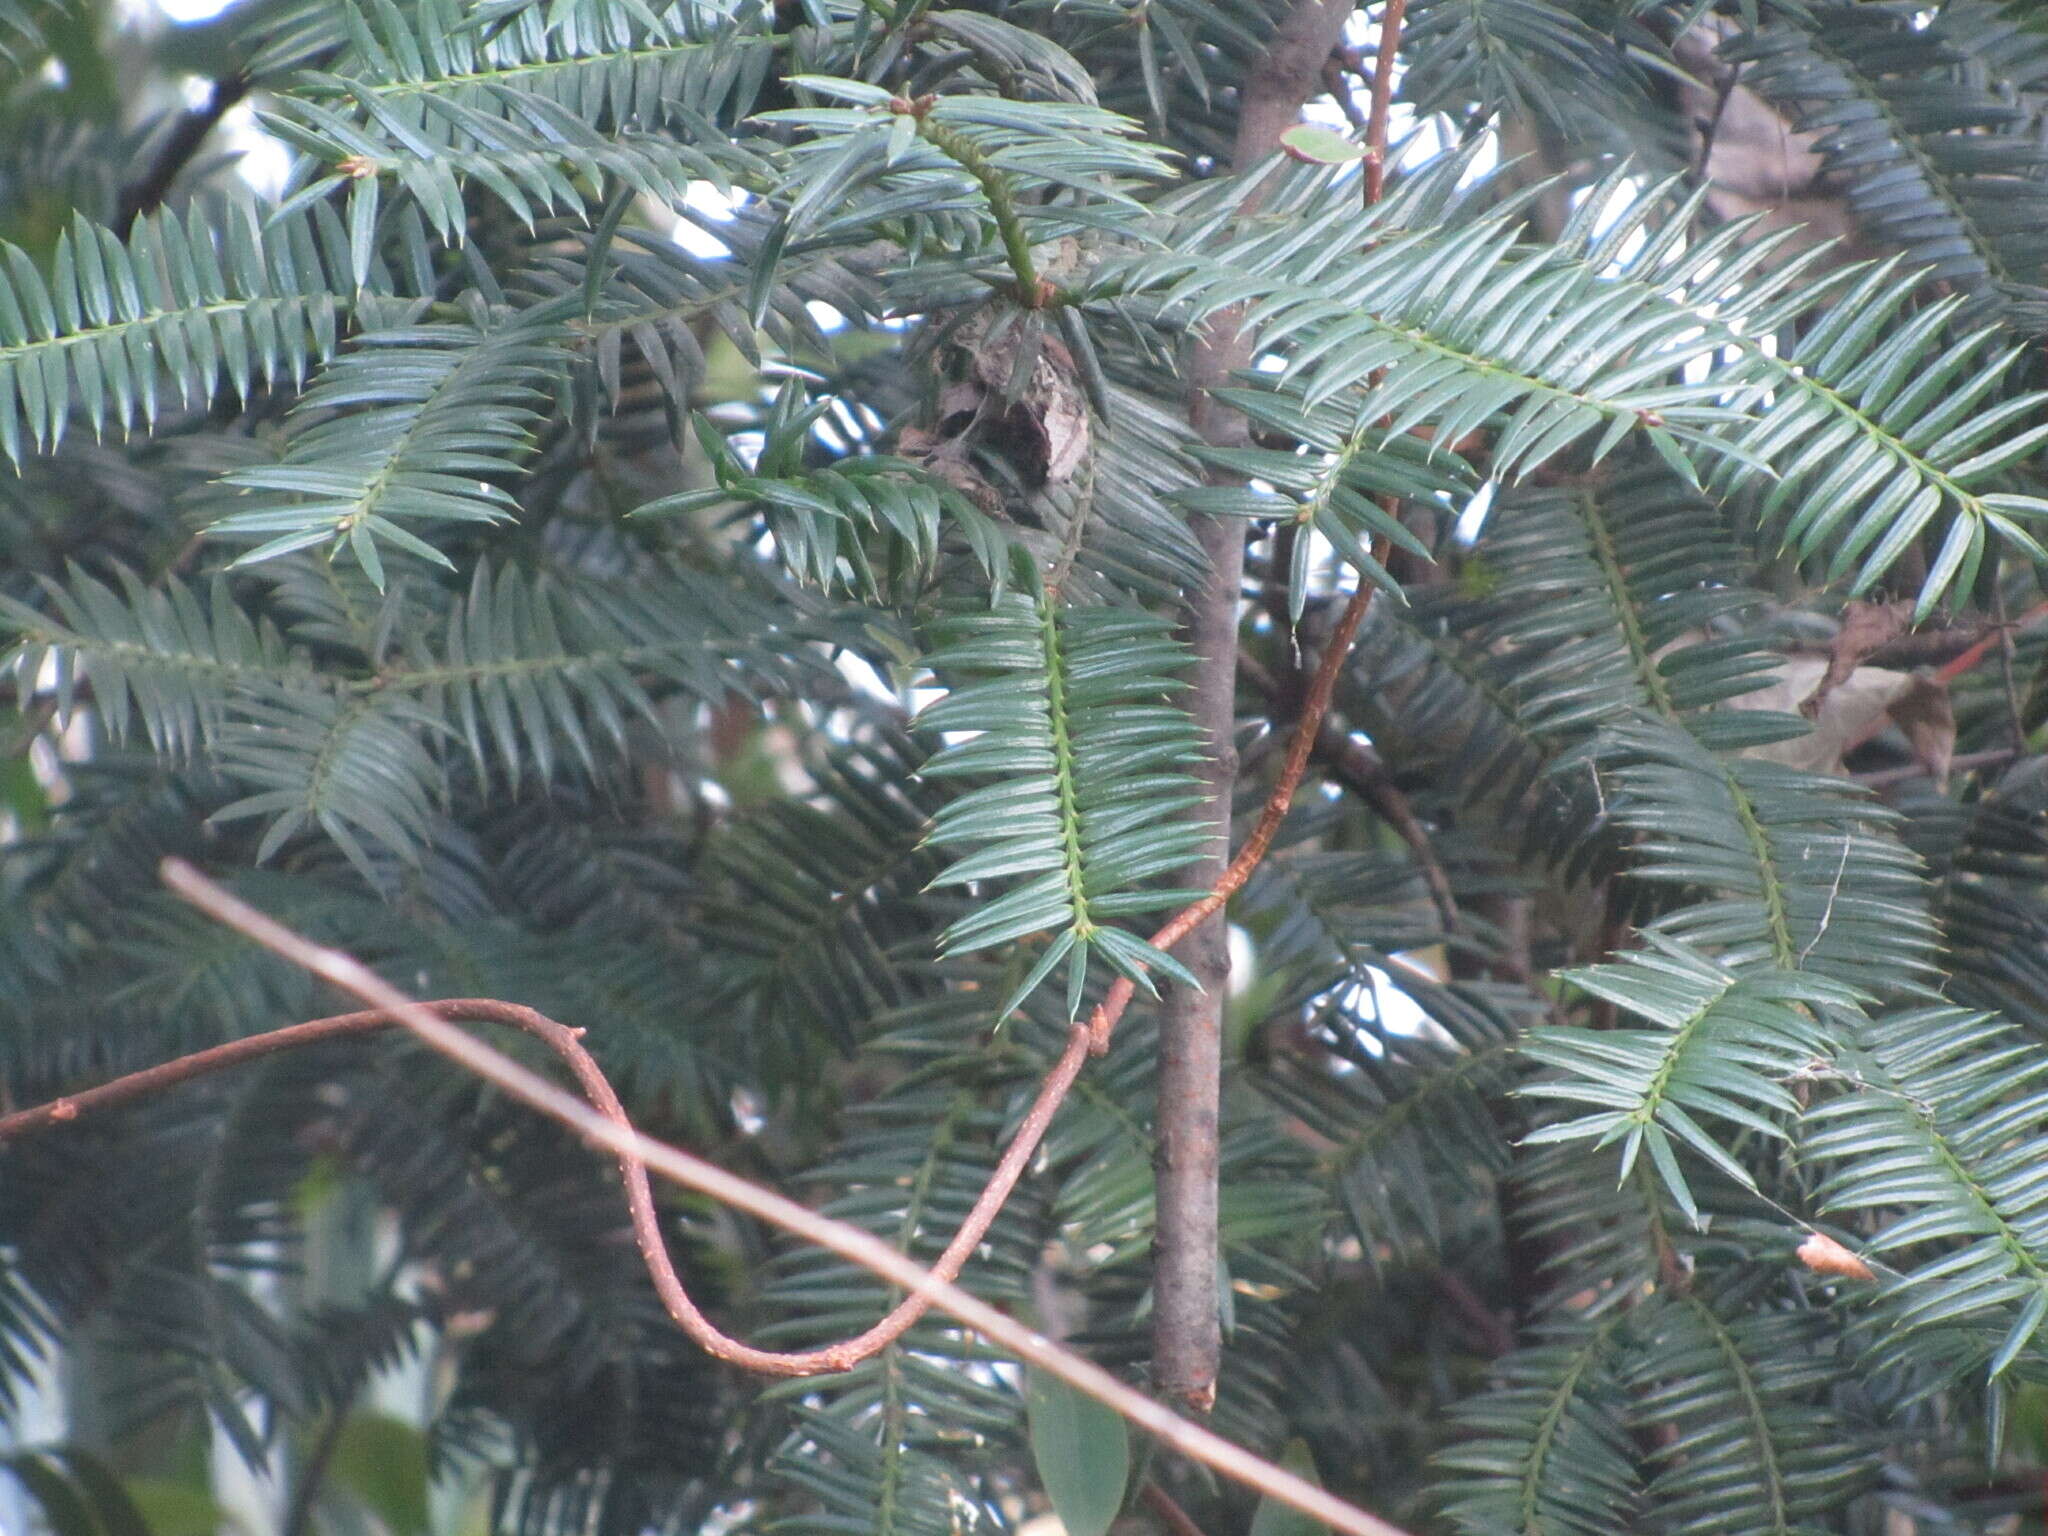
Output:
3,860,1414,1536
0,0,1411,1437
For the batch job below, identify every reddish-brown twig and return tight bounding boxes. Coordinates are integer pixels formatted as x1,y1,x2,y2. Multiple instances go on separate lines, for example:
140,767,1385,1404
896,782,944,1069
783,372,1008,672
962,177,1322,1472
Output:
1364,0,1407,206
137,862,1413,1536
1087,565,1386,1053
0,988,1091,1380
1142,1480,1214,1536
1933,597,2048,685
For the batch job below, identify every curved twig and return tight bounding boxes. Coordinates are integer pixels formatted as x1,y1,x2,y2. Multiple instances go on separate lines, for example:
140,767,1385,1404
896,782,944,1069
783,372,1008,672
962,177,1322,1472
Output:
0,989,1090,1379
144,861,1415,1536
0,0,1413,1405
1086,567,1384,1054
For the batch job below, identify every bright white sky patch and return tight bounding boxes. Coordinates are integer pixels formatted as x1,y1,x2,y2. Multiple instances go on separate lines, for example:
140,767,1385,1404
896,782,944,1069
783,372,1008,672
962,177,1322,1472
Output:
152,0,237,23
1359,964,1431,1035
673,181,745,259
1455,480,1496,544
220,100,291,201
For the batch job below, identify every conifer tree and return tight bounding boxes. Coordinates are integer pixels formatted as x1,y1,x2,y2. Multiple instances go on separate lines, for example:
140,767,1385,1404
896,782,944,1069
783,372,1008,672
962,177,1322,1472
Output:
5,0,2048,1531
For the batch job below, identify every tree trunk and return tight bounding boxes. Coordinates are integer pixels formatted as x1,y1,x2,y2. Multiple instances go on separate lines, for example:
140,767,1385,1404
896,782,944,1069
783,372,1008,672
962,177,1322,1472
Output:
1153,0,1360,1416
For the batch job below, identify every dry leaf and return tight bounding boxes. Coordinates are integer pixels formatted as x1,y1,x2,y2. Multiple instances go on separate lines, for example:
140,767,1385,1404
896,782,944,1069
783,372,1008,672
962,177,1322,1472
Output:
1805,599,1914,719
1796,1231,1874,1282
967,328,1090,487
1673,20,1864,266
918,311,1092,495
1887,673,1956,789
895,424,1004,513
1726,656,1955,783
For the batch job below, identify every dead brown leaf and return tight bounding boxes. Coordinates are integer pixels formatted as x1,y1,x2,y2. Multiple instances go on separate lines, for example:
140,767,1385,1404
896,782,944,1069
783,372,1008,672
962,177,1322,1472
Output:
1727,655,1956,784
1796,1231,1874,1282
1804,599,1914,719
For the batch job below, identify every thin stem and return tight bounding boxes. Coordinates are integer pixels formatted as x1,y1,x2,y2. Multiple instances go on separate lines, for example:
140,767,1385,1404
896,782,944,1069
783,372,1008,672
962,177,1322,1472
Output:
1152,0,1379,1414
1086,572,1386,1056
281,1407,351,1536
128,860,1414,1536
1858,745,2016,789
1,988,1094,1382
1997,586,2027,750
1363,0,1407,206
1142,1480,1213,1536
912,112,1051,306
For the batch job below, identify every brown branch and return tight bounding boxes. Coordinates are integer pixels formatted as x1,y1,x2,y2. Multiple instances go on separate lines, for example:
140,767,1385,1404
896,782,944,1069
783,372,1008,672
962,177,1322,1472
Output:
1154,0,1376,1416
1322,54,1370,132
1435,1268,1515,1359
0,987,1092,1380
1932,598,2048,685
1088,576,1386,1058
116,75,251,237
1092,0,1413,1064
1314,726,1459,932
1363,0,1407,207
1240,648,1458,933
1856,745,2019,789
129,860,1414,1536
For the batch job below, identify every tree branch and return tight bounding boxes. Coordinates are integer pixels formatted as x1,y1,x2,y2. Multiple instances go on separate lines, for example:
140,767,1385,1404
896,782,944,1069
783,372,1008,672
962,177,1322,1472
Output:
1142,1480,1214,1536
115,74,250,237
1154,0,1397,1414
1239,649,1458,932
102,860,1409,1536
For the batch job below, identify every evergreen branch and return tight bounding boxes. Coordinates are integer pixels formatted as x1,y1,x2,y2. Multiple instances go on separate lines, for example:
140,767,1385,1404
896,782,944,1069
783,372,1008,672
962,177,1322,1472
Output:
906,101,1051,306
0,859,1418,1536
0,206,346,464
1524,939,1852,1221
917,581,1210,1019
1083,567,1385,1056
206,311,572,583
1436,1316,1638,1536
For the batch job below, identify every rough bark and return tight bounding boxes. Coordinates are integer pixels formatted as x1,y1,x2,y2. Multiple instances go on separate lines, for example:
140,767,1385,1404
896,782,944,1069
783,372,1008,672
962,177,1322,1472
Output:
1152,0,1360,1416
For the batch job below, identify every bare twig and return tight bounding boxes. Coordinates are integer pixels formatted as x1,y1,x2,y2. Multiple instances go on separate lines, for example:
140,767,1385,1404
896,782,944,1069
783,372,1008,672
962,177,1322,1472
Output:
122,860,1415,1536
1086,576,1383,1062
1363,0,1407,207
1322,54,1370,132
1435,1269,1515,1359
0,987,1093,1381
1308,710,1458,933
1933,598,2048,685
1857,746,2019,789
1691,60,1741,184
116,75,251,236
1997,587,2027,750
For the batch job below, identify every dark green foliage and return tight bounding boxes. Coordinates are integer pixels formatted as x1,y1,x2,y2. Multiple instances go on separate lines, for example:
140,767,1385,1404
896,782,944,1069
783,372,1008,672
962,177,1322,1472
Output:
5,0,2048,1532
